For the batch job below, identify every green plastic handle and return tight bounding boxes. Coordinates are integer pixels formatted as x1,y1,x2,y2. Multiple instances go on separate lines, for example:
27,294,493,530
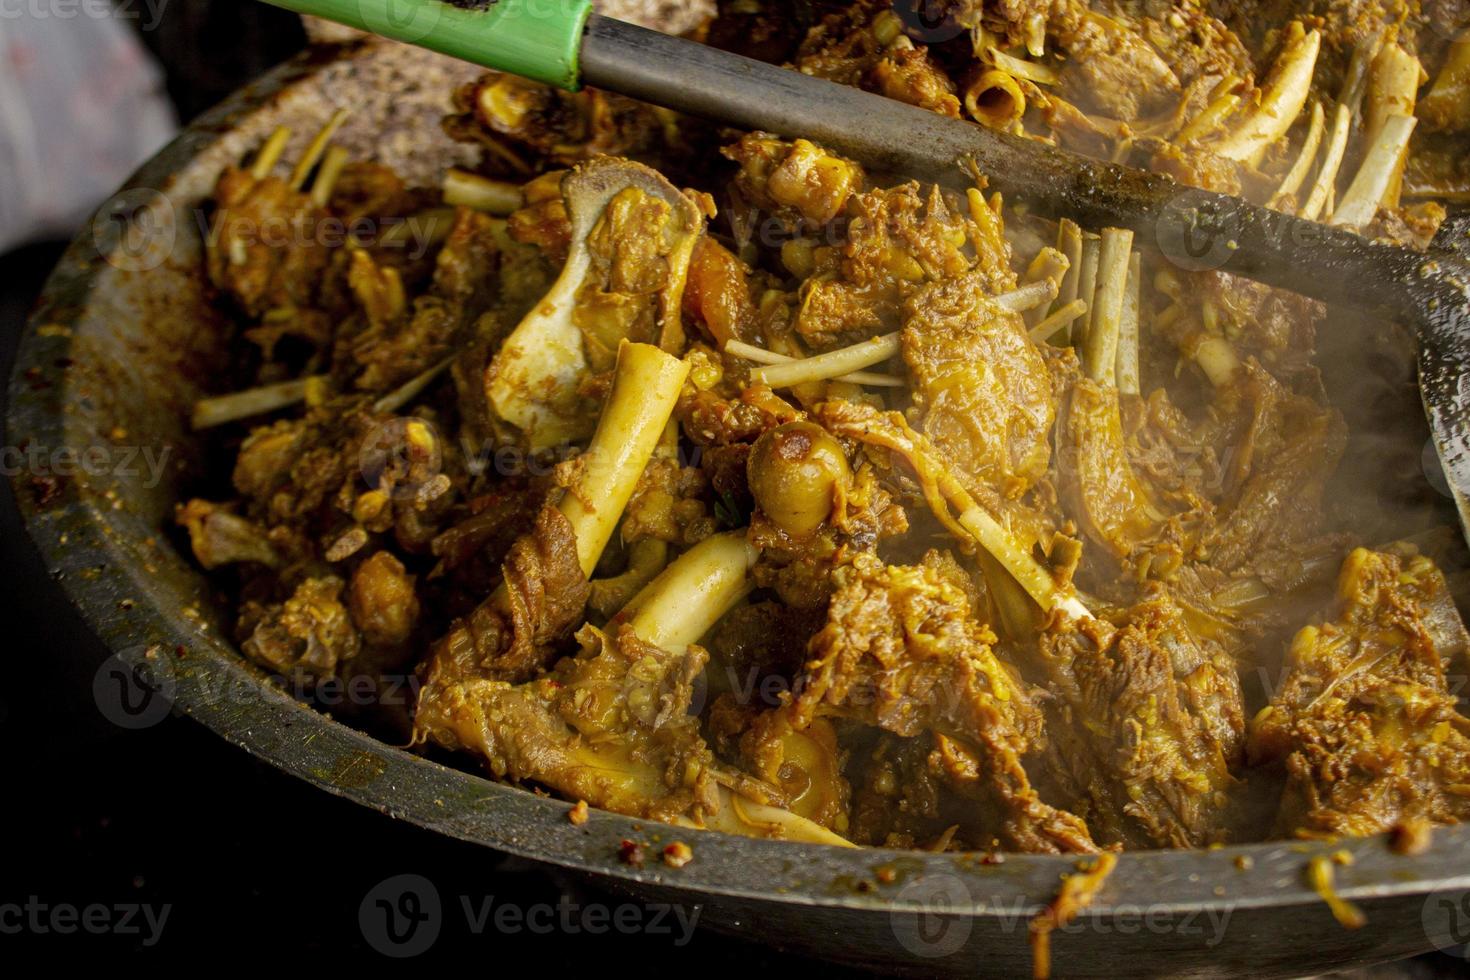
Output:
262,0,594,90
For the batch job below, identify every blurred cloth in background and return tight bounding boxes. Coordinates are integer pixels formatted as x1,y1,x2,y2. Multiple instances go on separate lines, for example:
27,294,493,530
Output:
0,1,308,257
0,8,176,254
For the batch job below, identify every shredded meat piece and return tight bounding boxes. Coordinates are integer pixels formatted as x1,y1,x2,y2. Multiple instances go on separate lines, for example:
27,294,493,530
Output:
1034,591,1246,848
425,504,591,685
792,553,1098,853
798,181,999,348
903,269,1056,500
345,207,503,393
848,731,955,848
620,456,715,547
1206,363,1347,574
1249,546,1470,839
1057,9,1182,120
232,403,365,525
416,622,727,824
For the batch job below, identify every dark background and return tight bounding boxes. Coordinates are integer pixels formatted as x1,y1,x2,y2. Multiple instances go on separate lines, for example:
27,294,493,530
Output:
0,0,1467,971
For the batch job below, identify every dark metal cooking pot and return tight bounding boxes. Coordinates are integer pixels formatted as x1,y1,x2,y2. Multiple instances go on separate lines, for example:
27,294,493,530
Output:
8,39,1470,977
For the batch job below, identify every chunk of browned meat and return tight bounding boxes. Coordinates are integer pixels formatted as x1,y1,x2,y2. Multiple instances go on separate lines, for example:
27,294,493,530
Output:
1249,546,1470,839
724,134,866,231
348,551,421,647
425,505,591,685
1057,9,1181,120
231,404,364,524
239,576,362,682
1033,591,1246,849
416,622,726,824
175,499,280,570
903,269,1056,500
206,169,331,319
798,181,1001,348
444,73,676,175
345,207,503,393
791,553,1098,853
869,45,962,117
847,731,955,849
1206,363,1347,574
683,237,763,348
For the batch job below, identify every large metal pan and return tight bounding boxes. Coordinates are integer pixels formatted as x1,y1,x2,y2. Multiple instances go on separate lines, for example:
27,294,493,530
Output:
8,38,1470,977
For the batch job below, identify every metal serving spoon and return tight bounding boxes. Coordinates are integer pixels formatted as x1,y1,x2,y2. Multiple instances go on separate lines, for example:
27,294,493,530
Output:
265,0,1470,534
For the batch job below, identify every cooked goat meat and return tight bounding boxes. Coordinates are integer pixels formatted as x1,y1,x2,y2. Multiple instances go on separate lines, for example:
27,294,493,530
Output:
870,45,964,117
348,551,421,648
617,455,716,548
791,553,1098,852
206,168,331,320
848,731,969,849
704,601,824,700
1057,8,1183,120
1034,589,1246,848
425,505,591,685
445,73,676,174
231,403,363,525
345,207,503,393
903,268,1056,500
575,181,698,369
1249,546,1470,839
1205,363,1347,574
798,181,999,348
326,162,421,229
705,0,812,64
184,2,1470,856
175,499,281,570
416,622,726,823
1132,1,1253,87
431,481,552,580
506,170,573,263
239,575,362,682
795,0,903,87
683,237,765,348
724,134,867,232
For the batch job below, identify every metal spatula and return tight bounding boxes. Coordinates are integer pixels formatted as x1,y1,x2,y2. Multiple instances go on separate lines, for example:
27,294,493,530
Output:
263,0,1470,532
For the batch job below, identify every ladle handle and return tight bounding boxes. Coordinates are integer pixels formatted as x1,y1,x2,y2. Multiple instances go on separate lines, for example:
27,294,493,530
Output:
261,0,594,90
